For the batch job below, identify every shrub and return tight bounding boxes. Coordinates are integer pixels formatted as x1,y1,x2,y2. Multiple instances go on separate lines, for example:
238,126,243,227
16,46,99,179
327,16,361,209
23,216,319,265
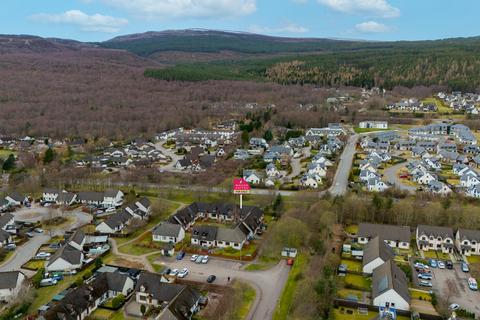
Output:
111,294,125,309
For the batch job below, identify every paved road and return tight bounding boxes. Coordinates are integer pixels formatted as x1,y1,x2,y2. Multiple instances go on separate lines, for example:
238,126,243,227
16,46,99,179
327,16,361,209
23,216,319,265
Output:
0,233,49,273
383,161,416,193
160,255,290,320
287,147,311,181
327,134,359,196
154,140,183,172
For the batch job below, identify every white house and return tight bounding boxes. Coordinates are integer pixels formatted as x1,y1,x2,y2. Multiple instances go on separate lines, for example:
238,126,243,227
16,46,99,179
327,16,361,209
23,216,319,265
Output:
243,170,263,185
266,163,281,178
307,163,327,177
300,173,322,189
46,244,84,272
359,121,388,129
456,229,480,256
152,222,185,244
416,225,454,253
0,271,26,303
102,189,124,208
357,223,411,249
372,260,410,311
366,178,389,192
362,237,395,274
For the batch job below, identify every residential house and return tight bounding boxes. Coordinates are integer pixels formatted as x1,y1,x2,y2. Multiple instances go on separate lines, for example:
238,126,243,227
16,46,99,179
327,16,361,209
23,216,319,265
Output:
372,260,410,311
357,223,411,249
67,230,86,251
456,229,480,256
416,225,454,253
266,163,280,178
366,178,389,192
95,210,133,234
125,197,151,220
191,225,217,248
428,180,452,196
46,244,84,272
359,121,388,129
363,237,395,274
0,271,26,303
243,170,263,185
5,192,26,207
300,173,322,189
152,222,185,244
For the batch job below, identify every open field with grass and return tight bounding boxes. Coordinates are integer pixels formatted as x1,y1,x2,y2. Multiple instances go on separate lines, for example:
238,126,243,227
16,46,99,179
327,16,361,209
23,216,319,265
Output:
231,282,256,320
354,128,389,134
340,259,362,272
409,289,432,301
90,308,135,320
0,149,16,160
467,255,480,264
344,274,371,291
337,288,366,301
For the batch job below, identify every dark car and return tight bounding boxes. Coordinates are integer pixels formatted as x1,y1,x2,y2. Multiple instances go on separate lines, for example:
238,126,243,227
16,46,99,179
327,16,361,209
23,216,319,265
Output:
207,275,216,283
176,251,185,260
446,260,453,269
163,268,172,275
49,243,60,249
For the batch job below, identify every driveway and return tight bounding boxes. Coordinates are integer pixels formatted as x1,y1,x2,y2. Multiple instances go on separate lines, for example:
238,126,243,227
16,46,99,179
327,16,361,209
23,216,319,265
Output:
287,147,311,180
157,255,290,320
429,264,480,315
383,161,416,193
327,134,358,196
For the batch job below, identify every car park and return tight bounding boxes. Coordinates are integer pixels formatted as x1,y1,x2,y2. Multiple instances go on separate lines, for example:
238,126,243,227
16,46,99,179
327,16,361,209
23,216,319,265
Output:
178,268,189,278
446,260,453,269
438,261,445,269
419,280,433,287
190,255,198,262
207,275,216,283
468,278,478,291
461,262,469,273
201,255,209,264
418,273,432,280
176,251,185,260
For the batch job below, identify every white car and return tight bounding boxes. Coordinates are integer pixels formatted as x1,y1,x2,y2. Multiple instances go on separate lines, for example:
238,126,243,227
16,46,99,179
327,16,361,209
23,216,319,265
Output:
201,255,209,264
449,303,460,311
36,252,51,258
169,269,179,276
438,261,445,269
190,255,198,262
178,268,189,278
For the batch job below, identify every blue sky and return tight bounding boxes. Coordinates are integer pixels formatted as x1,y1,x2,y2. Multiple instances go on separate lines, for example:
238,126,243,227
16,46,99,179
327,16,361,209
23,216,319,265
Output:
2,0,479,42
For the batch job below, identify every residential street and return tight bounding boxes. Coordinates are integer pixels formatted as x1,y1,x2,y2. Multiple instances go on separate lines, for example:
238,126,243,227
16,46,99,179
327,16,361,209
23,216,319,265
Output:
326,134,359,196
0,233,49,273
159,255,290,320
384,161,417,193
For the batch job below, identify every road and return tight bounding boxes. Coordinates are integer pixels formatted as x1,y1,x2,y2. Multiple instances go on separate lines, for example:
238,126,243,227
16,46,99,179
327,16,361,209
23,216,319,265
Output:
0,207,92,274
383,161,416,193
154,140,183,172
159,255,290,320
326,134,359,196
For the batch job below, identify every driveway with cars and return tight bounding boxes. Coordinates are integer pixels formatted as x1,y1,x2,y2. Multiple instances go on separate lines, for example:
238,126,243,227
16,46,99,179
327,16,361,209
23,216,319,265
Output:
159,255,290,320
426,263,480,315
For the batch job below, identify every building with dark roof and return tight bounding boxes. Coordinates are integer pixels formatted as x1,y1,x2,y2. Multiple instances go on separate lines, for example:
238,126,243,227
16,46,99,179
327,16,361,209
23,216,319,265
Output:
191,225,217,248
358,223,411,249
456,229,480,256
46,244,84,272
416,225,454,253
0,271,26,302
362,236,395,274
372,260,410,311
153,222,185,244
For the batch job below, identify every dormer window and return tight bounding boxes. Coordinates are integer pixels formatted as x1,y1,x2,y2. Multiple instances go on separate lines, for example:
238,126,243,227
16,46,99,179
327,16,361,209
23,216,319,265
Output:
465,241,470,245
429,236,434,240
437,237,442,241
445,239,451,243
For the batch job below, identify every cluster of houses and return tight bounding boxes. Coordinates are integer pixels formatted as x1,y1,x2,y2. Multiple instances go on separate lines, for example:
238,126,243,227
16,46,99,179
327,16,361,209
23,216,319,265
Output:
408,123,477,145
386,98,437,112
38,266,202,320
358,121,388,130
155,127,236,149
350,222,480,311
300,152,335,189
95,198,151,234
174,146,217,172
42,189,124,209
437,91,480,114
152,202,264,252
75,140,169,169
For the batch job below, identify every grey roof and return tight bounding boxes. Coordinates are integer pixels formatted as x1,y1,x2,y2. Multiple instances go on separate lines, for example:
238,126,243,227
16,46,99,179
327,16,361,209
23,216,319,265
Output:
0,271,23,289
363,236,395,266
372,260,410,303
165,286,202,320
0,229,11,243
191,225,217,242
417,225,454,239
137,197,150,208
103,210,132,229
77,191,104,202
216,226,247,243
135,272,185,302
0,213,13,229
6,192,24,202
47,244,82,267
68,230,85,247
358,223,411,243
57,192,76,203
105,272,130,293
457,229,480,242
153,222,183,238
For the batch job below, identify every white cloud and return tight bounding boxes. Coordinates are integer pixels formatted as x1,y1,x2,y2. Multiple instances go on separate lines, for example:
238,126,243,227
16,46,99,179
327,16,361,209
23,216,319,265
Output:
101,0,256,19
249,23,309,34
30,10,128,33
355,20,390,33
317,0,400,18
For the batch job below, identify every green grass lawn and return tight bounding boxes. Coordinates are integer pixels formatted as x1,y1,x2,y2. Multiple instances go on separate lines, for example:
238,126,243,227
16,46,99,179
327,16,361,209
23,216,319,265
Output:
345,224,358,235
273,253,307,320
245,255,279,271
333,308,379,320
409,289,432,301
90,308,135,320
422,250,438,259
467,255,480,264
232,282,256,320
344,274,370,291
340,259,362,272
423,97,451,113
337,289,365,301
213,242,258,259
22,259,45,270
0,149,16,160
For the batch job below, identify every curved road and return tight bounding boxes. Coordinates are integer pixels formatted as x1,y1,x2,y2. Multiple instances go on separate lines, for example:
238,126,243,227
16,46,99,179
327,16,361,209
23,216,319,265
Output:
383,161,416,193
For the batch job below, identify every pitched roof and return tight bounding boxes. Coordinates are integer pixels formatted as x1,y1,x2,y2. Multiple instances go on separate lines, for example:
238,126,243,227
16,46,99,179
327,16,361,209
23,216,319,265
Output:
0,271,23,289
0,213,13,229
358,223,411,243
363,236,395,266
68,230,85,247
153,222,183,237
47,244,82,267
372,260,410,304
216,226,247,243
103,210,132,229
77,191,104,202
457,229,480,242
135,272,185,302
417,225,454,239
191,225,217,242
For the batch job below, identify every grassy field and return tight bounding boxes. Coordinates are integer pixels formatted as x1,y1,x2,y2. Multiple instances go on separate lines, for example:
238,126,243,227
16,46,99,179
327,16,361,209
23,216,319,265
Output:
0,149,16,160
273,253,307,320
333,308,378,320
340,259,362,272
423,97,452,113
245,255,279,271
353,128,389,134
337,288,365,301
22,259,45,270
467,255,480,264
232,282,256,320
409,289,432,301
344,274,370,291
90,308,135,320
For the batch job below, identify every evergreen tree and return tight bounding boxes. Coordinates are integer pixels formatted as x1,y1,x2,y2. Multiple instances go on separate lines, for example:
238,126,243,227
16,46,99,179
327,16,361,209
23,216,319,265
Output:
43,148,55,164
2,154,15,171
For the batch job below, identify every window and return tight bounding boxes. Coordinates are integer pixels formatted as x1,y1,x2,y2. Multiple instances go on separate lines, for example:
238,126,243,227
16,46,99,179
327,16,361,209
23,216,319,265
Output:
465,241,469,245
437,237,442,241
445,239,451,243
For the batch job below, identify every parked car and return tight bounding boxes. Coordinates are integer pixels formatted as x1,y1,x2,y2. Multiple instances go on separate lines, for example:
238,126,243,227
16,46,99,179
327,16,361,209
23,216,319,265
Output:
169,269,179,276
40,279,57,287
201,255,209,264
178,268,189,278
195,255,204,264
5,243,16,251
429,259,438,268
190,255,198,262
176,251,185,260
162,268,171,275
468,278,478,291
105,207,116,213
418,273,432,280
26,232,34,238
438,261,445,269
49,243,60,249
418,280,433,287
461,262,470,273
449,303,460,311
338,264,347,273
36,252,51,259
34,228,44,233
446,260,453,269
207,275,216,283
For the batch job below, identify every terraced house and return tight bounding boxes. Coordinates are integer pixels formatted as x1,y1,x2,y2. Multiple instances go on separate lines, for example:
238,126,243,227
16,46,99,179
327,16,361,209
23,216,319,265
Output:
455,229,480,256
357,223,411,249
416,225,454,253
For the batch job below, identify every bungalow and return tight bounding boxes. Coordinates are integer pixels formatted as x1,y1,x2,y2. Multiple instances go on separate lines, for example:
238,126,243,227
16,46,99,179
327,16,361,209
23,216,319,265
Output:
357,223,411,249
307,163,327,177
428,180,452,196
67,230,86,251
152,222,185,244
95,210,132,234
5,192,27,207
372,260,410,311
0,271,26,303
416,225,454,253
191,225,217,248
300,173,322,189
312,154,333,166
456,229,480,256
363,237,395,274
266,163,281,178
125,197,151,220
46,244,84,272
135,272,201,319
215,225,248,250
366,178,389,192
243,170,263,185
